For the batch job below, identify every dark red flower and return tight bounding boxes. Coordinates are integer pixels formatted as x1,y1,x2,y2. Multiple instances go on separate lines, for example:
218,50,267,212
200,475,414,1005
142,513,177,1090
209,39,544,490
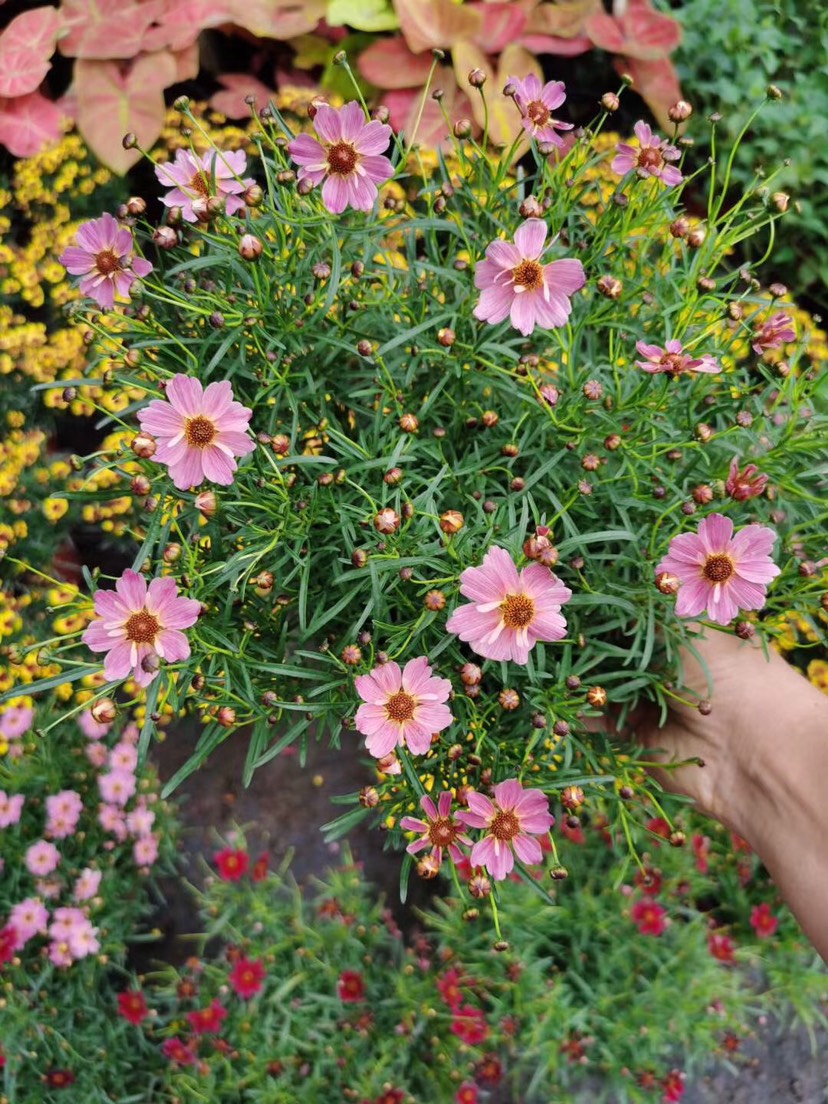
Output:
450,1004,489,1046
631,899,668,936
252,852,269,882
0,1045,5,1069
214,848,249,881
707,931,736,963
161,1037,197,1066
375,1091,405,1104
337,970,365,1003
117,989,149,1025
0,924,17,965
228,956,265,999
44,1069,76,1089
634,865,663,896
646,817,671,840
436,966,466,1010
749,903,779,939
662,1068,686,1102
187,998,228,1034
691,834,711,875
456,1085,479,1104
474,1053,503,1085
726,458,768,501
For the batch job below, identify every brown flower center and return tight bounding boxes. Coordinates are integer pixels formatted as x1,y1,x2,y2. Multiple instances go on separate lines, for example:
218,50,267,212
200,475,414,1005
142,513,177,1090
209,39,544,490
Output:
188,171,211,197
385,690,416,723
185,415,217,448
428,816,458,848
124,609,160,644
501,593,535,629
512,260,544,291
659,352,685,374
703,554,734,583
637,146,664,172
327,141,359,176
490,810,520,841
526,100,550,127
95,249,120,276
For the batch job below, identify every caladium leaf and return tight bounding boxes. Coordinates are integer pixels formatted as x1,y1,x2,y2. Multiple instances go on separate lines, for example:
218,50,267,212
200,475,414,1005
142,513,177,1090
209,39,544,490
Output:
394,0,482,53
0,6,62,97
0,90,64,157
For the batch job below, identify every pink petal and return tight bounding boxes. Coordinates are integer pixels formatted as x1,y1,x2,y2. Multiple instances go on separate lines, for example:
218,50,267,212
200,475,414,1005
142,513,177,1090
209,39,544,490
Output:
168,449,206,491
201,445,237,485
510,292,539,336
465,791,495,821
415,702,453,734
674,577,709,618
138,399,183,436
115,570,147,610
401,656,432,693
165,374,204,417
403,721,433,755
698,514,733,554
354,675,387,706
484,239,522,271
364,722,401,758
154,628,190,663
493,779,523,810
474,284,514,325
370,661,402,696
513,218,547,260
546,258,585,296
512,833,543,865
314,103,343,143
102,641,135,681
353,119,392,156
321,174,350,215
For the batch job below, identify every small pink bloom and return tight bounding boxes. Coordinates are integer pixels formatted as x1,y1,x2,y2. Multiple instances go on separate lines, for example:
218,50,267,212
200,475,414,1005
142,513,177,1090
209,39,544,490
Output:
98,770,136,807
400,792,472,869
0,790,24,829
752,312,795,355
354,656,453,758
36,879,62,900
726,457,768,501
456,779,554,881
133,834,160,867
446,546,572,665
85,742,109,768
9,898,48,947
98,803,128,840
289,100,394,214
25,840,60,876
82,569,201,688
126,804,156,837
74,868,102,902
137,374,255,490
78,708,111,740
154,148,254,223
48,939,74,968
45,791,82,839
635,338,719,376
474,219,585,337
656,514,780,626
612,121,683,186
749,902,779,939
0,704,33,739
509,74,573,148
631,899,669,936
109,742,138,773
68,918,100,959
707,931,736,963
59,213,153,311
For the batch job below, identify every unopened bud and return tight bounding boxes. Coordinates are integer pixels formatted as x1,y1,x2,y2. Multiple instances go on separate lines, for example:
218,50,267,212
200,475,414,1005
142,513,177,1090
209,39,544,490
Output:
668,100,693,122
374,508,400,534
655,571,680,595
453,118,472,139
468,68,486,88
439,510,464,534
519,195,543,219
601,92,620,112
596,274,622,299
437,327,455,347
771,191,789,212
131,433,156,459
239,234,263,261
195,491,217,517
399,413,419,433
687,226,706,248
91,699,118,724
585,686,607,708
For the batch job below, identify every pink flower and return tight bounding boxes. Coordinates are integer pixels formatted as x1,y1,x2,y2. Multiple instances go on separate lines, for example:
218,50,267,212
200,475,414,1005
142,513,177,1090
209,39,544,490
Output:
45,791,82,839
707,931,736,963
9,898,48,947
82,570,201,688
752,311,795,355
126,804,156,837
98,770,136,807
726,457,768,501
48,939,74,968
399,792,472,869
85,742,109,768
509,74,573,148
456,779,554,881
631,899,669,936
749,902,779,939
656,514,780,626
137,374,255,490
98,803,127,840
474,220,585,336
26,840,60,876
635,338,719,376
108,742,138,773
78,708,111,740
0,704,33,740
154,148,253,223
0,791,24,829
612,121,683,186
354,656,453,758
133,834,159,867
74,868,102,902
59,213,153,311
68,919,100,959
446,546,572,665
288,101,393,214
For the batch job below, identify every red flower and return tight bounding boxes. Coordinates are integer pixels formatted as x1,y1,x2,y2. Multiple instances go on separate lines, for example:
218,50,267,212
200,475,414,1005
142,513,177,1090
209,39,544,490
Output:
707,932,736,963
161,1037,198,1066
229,956,265,999
436,966,467,1010
337,970,365,1003
646,817,671,840
560,819,585,844
375,1092,405,1104
0,1045,5,1069
749,903,779,939
450,1004,489,1046
456,1085,479,1104
0,924,18,965
117,989,149,1025
474,1054,503,1085
252,852,269,882
634,865,662,896
631,899,668,936
662,1068,686,1102
214,848,249,881
691,834,711,875
44,1069,76,1089
187,998,228,1034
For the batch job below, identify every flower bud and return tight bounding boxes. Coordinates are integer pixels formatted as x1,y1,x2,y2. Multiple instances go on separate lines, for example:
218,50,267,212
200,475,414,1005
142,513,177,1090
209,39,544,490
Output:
91,699,118,724
481,410,499,428
601,92,620,112
424,590,446,611
604,434,621,451
460,663,482,686
586,686,607,708
130,474,151,496
217,707,236,727
437,327,455,347
399,413,419,433
469,873,491,898
561,785,585,811
655,571,680,595
374,508,400,534
163,543,182,564
341,644,362,666
583,379,604,400
695,423,713,443
468,68,487,88
359,786,380,808
766,84,783,100
771,191,789,212
668,100,693,122
669,217,690,239
195,491,217,517
596,274,622,299
384,467,403,485
692,484,713,505
519,195,543,219
351,549,368,568
453,118,472,139
239,234,263,261
122,132,138,150
687,226,706,248
131,433,156,459
417,854,441,879
735,620,755,640
152,226,179,250
126,196,147,216
499,688,520,711
439,510,464,534
244,183,264,207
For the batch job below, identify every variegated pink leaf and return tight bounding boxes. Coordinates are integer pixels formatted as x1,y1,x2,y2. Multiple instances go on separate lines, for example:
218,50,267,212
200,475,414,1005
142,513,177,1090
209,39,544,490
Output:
0,90,65,157
0,6,62,97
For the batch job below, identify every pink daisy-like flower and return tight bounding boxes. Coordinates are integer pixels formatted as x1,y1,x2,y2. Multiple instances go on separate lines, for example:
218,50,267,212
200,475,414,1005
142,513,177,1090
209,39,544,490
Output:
154,148,253,223
25,840,60,877
726,458,768,501
354,656,453,758
9,898,48,947
137,374,255,490
0,791,24,829
400,792,472,869
0,704,33,740
74,868,102,902
612,121,683,187
133,834,159,867
635,339,719,376
456,779,554,881
751,311,795,355
82,570,201,688
446,546,572,665
289,101,394,215
59,213,153,311
474,219,585,337
656,514,780,626
509,74,573,148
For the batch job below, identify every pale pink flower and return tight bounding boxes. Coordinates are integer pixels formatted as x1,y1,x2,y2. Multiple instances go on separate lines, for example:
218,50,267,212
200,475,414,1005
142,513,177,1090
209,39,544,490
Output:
473,220,585,337
726,458,768,502
635,339,719,376
109,742,138,774
74,868,102,902
752,312,795,355
78,709,111,740
98,803,128,840
49,939,74,967
98,770,136,807
446,546,572,665
400,792,472,869
36,879,62,900
126,803,156,837
137,374,255,490
354,656,453,758
49,907,85,941
9,898,48,947
457,779,554,881
45,791,83,839
288,101,394,214
612,121,683,186
0,790,24,828
26,840,60,876
133,834,159,867
59,213,153,311
82,569,201,688
85,742,109,768
656,514,780,626
154,148,253,223
509,74,573,148
68,919,100,959
0,704,33,740
121,722,140,745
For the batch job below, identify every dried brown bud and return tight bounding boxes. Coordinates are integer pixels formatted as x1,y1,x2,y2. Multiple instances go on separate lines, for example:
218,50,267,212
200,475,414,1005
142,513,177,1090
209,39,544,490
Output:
399,413,419,434
596,274,622,300
585,686,607,708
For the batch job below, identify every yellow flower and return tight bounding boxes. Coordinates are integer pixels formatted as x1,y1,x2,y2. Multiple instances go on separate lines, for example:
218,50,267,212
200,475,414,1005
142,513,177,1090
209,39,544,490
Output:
43,496,69,522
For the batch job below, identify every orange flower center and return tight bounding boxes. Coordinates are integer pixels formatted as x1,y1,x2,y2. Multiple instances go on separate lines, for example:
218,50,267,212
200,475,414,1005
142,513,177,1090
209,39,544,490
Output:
490,810,520,841
659,352,685,374
188,171,211,197
185,415,217,448
428,816,458,847
702,554,734,583
327,141,359,175
637,146,664,172
526,100,550,127
501,593,535,629
385,690,416,723
95,249,120,275
124,609,160,644
512,260,544,291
